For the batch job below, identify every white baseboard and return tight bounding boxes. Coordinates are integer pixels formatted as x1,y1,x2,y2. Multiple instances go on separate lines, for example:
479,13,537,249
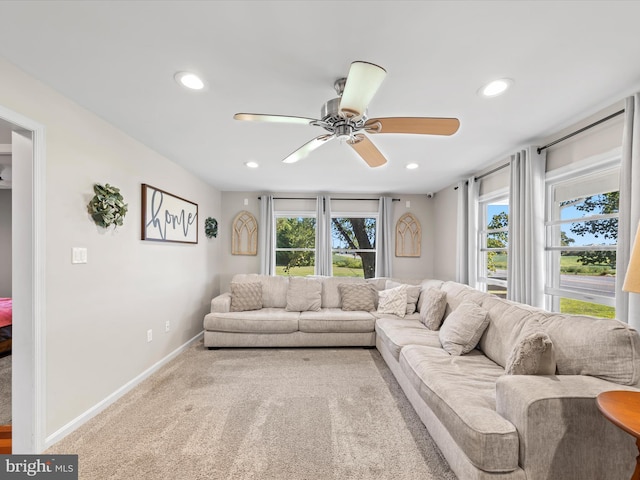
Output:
44,331,204,449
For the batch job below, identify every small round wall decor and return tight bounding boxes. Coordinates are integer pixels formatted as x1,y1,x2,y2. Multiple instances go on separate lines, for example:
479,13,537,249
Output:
205,217,218,238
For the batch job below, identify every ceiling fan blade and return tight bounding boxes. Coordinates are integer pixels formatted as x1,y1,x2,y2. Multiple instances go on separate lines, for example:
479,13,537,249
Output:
339,61,387,119
234,113,318,125
347,134,387,168
365,117,460,136
282,134,334,164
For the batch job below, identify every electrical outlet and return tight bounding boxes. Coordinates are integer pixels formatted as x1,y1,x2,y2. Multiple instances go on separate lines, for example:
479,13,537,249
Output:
147,329,153,342
165,321,170,333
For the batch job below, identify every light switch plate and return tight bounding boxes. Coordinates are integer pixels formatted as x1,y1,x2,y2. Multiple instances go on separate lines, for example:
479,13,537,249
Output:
72,247,87,264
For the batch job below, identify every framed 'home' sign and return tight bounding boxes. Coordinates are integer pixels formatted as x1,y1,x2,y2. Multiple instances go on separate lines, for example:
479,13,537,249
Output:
141,184,198,244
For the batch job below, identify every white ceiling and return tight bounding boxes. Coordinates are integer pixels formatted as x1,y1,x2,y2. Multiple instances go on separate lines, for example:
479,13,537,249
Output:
1,1,640,194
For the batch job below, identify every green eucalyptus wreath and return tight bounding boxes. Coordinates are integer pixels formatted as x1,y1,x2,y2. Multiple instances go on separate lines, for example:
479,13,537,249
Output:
205,217,218,238
87,183,128,228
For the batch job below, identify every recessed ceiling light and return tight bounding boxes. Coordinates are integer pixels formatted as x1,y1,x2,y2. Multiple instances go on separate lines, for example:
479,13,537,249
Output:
245,161,259,169
174,71,205,90
406,163,419,170
479,78,513,97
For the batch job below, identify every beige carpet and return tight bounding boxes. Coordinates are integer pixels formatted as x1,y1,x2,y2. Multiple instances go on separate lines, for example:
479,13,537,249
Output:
0,353,10,425
47,342,456,480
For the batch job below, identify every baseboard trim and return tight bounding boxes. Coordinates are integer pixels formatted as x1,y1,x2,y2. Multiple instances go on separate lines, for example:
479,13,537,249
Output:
43,331,203,449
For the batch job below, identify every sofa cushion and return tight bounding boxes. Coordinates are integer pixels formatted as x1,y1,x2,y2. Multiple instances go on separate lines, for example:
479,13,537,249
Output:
478,295,552,369
318,276,366,308
440,281,488,319
339,283,378,311
539,313,640,385
375,317,441,360
505,319,555,375
299,308,375,333
386,280,421,314
285,277,322,312
231,274,289,308
439,301,489,355
229,282,262,312
377,285,407,318
400,345,519,473
419,288,447,330
204,308,299,333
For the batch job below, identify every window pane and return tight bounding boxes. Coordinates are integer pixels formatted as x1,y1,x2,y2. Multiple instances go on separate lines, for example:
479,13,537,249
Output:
332,253,365,278
559,297,615,319
331,217,376,249
486,251,507,283
559,192,619,221
276,217,316,249
275,251,315,276
331,217,376,278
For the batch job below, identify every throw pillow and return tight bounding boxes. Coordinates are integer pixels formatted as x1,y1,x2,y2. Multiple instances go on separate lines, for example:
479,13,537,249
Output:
230,282,262,312
285,277,322,312
419,288,447,330
439,301,489,355
377,285,408,318
385,280,421,314
505,320,555,375
339,283,378,311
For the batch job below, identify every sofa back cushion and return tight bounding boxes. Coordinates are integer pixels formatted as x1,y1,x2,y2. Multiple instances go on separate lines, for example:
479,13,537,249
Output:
285,277,322,312
440,281,488,319
319,276,366,308
539,314,640,386
477,295,547,368
230,274,289,308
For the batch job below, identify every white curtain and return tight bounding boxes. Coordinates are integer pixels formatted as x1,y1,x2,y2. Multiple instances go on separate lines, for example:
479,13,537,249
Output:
376,196,393,277
617,93,640,328
259,195,275,275
315,195,332,276
455,181,469,284
455,177,478,286
467,177,479,289
507,147,546,308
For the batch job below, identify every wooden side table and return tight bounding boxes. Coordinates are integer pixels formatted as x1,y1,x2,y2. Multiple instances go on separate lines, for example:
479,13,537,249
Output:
596,391,640,480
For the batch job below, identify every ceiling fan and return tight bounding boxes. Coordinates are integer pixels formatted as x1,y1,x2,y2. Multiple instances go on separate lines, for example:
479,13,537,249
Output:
234,61,460,168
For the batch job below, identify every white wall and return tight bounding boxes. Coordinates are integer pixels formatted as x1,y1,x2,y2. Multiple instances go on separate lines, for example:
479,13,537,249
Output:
219,191,435,291
0,58,222,437
432,184,458,281
0,189,10,297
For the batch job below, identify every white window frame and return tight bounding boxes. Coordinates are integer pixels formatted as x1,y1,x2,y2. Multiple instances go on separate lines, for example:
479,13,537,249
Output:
274,211,316,275
544,150,621,311
477,189,509,294
331,211,378,277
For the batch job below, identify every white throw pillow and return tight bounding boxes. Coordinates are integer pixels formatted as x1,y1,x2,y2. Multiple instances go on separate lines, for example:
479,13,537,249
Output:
385,280,421,314
377,285,408,318
439,301,489,355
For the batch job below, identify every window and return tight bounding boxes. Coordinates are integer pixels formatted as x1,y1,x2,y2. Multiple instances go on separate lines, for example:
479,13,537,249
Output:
478,194,509,298
275,215,316,276
545,162,620,318
331,215,377,278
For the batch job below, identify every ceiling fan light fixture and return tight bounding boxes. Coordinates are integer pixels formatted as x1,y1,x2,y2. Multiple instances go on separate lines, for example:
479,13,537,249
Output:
479,78,513,97
174,71,205,90
406,163,419,170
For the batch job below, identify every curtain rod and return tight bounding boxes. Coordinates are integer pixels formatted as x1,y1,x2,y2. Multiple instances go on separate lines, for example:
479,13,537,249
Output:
258,196,400,201
537,109,625,154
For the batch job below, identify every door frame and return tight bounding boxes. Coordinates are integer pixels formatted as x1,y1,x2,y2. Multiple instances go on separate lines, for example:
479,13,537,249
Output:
0,103,46,453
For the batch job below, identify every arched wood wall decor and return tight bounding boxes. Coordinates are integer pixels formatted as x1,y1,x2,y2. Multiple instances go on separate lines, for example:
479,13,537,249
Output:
396,212,421,257
232,210,258,255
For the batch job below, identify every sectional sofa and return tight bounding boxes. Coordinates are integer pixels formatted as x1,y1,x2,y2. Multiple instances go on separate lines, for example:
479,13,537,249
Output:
203,274,640,480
